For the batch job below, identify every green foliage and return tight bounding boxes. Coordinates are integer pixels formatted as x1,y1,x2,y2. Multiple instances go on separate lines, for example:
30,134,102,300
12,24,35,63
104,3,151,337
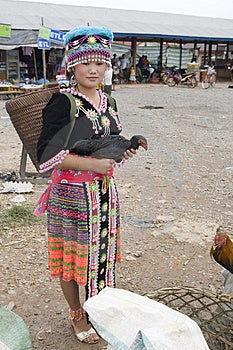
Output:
0,205,44,229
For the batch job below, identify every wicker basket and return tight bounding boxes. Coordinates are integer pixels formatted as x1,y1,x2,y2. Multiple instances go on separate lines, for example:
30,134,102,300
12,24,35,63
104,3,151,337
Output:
5,87,59,172
148,286,233,350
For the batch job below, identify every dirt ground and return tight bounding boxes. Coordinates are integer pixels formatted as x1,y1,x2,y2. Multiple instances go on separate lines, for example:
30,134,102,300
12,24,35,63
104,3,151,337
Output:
0,81,233,349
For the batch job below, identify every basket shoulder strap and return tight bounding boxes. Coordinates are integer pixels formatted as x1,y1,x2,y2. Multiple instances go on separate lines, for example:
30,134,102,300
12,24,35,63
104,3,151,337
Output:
62,92,77,148
104,92,116,110
62,91,77,122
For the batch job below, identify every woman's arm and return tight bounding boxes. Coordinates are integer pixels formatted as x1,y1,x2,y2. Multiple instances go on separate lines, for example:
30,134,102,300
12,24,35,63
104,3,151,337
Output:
56,148,136,174
56,154,116,175
37,92,71,163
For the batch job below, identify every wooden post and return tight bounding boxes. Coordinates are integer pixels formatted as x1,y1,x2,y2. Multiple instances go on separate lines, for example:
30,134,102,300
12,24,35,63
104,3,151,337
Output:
131,37,137,70
33,48,38,81
204,42,207,65
42,49,47,88
193,40,197,61
159,38,163,70
208,43,212,62
41,16,47,88
226,42,229,60
179,39,182,71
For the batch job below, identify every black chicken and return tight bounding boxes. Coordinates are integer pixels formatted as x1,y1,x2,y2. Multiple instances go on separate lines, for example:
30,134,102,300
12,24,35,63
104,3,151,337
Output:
70,134,148,193
70,134,148,162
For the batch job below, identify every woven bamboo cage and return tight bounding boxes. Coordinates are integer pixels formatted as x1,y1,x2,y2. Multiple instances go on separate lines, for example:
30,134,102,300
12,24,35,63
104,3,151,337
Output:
148,286,233,350
5,87,59,172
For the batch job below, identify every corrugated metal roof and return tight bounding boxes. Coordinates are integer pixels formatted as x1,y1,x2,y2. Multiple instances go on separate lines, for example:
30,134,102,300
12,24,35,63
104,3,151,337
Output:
1,0,233,43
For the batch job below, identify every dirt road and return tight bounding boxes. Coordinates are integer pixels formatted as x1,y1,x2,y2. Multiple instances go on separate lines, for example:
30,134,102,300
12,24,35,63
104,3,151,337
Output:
0,82,233,349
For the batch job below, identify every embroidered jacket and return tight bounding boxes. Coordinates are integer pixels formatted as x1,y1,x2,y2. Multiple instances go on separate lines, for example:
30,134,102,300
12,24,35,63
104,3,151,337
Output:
37,89,122,173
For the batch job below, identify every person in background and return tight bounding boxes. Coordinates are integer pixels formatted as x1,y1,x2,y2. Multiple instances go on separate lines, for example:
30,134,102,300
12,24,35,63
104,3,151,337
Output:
47,48,57,80
119,54,130,83
35,26,137,344
112,63,120,89
129,65,137,84
102,65,113,95
111,53,118,67
59,50,66,75
144,55,155,80
111,54,120,89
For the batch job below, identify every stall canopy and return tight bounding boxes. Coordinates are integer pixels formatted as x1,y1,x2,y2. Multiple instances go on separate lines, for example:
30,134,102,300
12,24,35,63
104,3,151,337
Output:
0,28,64,50
1,0,233,46
0,30,39,50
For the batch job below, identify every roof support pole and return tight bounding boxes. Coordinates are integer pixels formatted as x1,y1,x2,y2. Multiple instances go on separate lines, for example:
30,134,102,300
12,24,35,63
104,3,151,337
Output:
194,41,197,51
204,42,207,65
208,43,212,62
179,39,182,71
226,42,229,60
41,17,47,88
159,38,163,70
131,37,137,70
33,48,38,81
193,40,198,62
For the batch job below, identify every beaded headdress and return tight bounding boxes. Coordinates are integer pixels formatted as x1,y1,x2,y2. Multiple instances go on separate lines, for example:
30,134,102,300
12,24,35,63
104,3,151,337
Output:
64,26,114,71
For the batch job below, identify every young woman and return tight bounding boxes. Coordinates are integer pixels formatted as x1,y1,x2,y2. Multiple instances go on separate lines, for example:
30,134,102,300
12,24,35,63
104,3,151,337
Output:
35,26,136,344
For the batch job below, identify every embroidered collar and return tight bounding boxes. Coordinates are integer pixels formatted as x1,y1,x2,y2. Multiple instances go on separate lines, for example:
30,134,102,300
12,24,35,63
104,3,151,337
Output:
76,89,107,114
60,87,107,114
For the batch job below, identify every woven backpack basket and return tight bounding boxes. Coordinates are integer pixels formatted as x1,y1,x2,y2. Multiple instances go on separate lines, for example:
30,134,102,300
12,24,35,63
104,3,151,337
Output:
5,86,59,172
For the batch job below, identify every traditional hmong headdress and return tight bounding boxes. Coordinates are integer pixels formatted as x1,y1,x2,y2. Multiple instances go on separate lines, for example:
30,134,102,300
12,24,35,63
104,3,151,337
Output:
64,26,114,71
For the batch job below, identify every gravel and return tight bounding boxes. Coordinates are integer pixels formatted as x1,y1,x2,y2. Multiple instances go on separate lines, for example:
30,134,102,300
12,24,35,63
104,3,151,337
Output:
0,81,233,349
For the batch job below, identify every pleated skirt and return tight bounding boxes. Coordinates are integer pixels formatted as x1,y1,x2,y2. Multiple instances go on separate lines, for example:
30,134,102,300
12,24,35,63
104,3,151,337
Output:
46,178,121,298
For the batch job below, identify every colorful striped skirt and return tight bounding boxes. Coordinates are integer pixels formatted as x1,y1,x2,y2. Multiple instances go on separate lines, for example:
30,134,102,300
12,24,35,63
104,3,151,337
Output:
47,177,121,298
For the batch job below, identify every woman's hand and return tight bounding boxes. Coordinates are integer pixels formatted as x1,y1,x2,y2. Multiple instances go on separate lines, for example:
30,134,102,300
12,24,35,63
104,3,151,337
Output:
90,158,115,174
123,148,137,160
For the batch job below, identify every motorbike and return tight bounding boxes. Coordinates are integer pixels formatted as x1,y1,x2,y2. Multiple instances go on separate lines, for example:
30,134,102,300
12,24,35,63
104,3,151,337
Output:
159,65,177,84
167,67,198,87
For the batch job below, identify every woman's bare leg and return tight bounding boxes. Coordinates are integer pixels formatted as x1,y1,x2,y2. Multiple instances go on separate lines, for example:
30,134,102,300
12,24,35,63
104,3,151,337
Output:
59,278,99,343
59,278,80,310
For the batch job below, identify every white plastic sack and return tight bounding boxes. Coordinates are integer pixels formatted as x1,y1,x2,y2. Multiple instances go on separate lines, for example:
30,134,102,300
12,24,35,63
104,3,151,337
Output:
84,287,210,350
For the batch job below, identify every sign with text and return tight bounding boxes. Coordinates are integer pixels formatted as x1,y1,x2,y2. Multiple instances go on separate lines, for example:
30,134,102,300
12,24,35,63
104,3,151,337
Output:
50,29,66,42
38,38,51,50
0,23,11,38
38,26,51,41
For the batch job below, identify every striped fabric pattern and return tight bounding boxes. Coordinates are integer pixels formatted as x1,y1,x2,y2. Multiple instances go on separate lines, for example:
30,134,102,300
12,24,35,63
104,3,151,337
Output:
47,183,89,285
46,179,121,294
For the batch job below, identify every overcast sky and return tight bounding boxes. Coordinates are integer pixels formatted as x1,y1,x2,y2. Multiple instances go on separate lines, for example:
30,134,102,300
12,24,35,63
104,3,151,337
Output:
17,0,233,20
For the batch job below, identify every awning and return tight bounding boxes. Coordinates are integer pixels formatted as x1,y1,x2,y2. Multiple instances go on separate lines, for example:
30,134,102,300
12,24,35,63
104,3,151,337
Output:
0,29,63,50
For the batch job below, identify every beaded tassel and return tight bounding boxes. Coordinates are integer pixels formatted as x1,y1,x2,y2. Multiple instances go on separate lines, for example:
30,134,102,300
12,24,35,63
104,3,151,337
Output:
101,175,110,194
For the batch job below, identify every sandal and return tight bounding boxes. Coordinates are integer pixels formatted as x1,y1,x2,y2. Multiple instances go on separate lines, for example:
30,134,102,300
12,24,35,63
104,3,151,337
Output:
69,307,99,344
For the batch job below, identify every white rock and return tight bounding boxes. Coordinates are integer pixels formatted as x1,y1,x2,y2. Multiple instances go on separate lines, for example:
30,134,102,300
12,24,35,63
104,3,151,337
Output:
11,194,26,203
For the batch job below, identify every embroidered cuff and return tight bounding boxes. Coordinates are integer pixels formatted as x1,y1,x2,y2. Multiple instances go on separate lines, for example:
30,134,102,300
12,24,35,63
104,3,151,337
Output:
113,158,126,168
39,150,70,173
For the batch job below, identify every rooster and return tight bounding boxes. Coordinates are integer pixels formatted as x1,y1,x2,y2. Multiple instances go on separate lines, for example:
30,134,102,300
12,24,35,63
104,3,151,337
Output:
210,227,233,301
70,134,148,193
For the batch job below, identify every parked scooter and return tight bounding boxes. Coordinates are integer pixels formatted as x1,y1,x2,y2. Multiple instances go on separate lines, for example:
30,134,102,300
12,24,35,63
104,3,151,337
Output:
167,67,198,87
160,65,177,84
